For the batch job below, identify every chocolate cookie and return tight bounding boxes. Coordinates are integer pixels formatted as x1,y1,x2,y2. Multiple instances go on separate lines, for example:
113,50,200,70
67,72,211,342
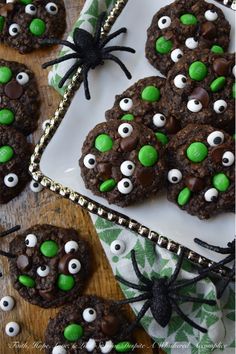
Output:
145,0,231,76
9,224,91,308
167,124,235,219
45,295,133,354
105,76,180,145
0,125,31,203
164,51,235,133
0,0,66,54
79,120,166,207
0,59,40,135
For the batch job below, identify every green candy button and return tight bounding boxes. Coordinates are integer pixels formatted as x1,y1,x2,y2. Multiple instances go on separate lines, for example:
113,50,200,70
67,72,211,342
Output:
155,132,169,145
180,13,197,25
186,142,208,163
178,187,192,206
138,145,158,167
211,45,224,54
0,145,14,163
115,341,134,352
189,61,208,81
141,85,160,102
210,76,226,92
20,0,33,4
40,240,59,258
0,66,12,84
232,83,235,99
64,324,83,342
213,173,230,192
57,274,75,291
18,275,35,288
121,113,134,121
0,109,15,125
155,36,173,54
29,18,46,36
100,179,116,192
95,134,113,152
0,16,5,33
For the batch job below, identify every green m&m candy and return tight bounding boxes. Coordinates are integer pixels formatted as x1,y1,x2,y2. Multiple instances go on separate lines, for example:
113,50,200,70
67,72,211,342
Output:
121,114,134,121
18,275,35,288
138,145,158,167
189,61,208,81
155,36,173,54
29,19,46,36
213,173,230,192
57,274,75,291
100,179,116,192
211,45,224,54
0,66,12,84
20,0,33,4
232,83,235,99
141,86,160,102
186,142,208,163
0,145,14,163
180,14,197,25
0,109,15,125
0,16,5,33
210,76,226,92
95,134,113,152
177,187,192,206
115,341,134,352
64,324,83,342
40,240,59,258
155,132,169,145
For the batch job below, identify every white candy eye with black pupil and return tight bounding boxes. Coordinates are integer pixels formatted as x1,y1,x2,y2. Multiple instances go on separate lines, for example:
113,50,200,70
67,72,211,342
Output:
205,10,218,21
16,72,29,85
30,180,43,193
82,307,97,322
37,265,50,277
153,113,166,127
9,24,20,36
83,154,96,169
25,234,37,247
120,160,135,176
45,2,58,14
174,74,187,89
4,173,18,188
110,240,126,255
168,169,182,184
99,341,114,354
5,322,20,337
185,37,198,49
52,345,67,354
117,178,133,194
0,296,15,312
213,100,227,114
118,123,133,138
171,48,183,63
207,131,224,146
119,98,133,111
187,99,202,112
204,188,218,202
222,151,234,166
68,259,81,274
25,4,37,15
64,240,79,254
158,16,171,29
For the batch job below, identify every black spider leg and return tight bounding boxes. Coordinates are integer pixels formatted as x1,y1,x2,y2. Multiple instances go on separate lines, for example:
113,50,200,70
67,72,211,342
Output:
42,53,82,69
0,225,20,238
99,27,127,48
41,38,78,52
94,11,107,44
167,247,186,286
103,53,132,79
0,250,16,259
216,263,235,298
103,46,136,54
58,60,83,89
170,293,216,306
194,238,233,254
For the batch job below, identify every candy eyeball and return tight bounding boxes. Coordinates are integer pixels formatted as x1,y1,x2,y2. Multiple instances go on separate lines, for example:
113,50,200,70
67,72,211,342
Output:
205,10,218,21
158,16,171,29
45,2,58,15
222,151,234,166
120,160,135,177
82,308,97,322
0,296,15,312
110,240,126,255
204,188,218,202
117,178,133,194
86,339,96,352
25,4,37,15
153,113,166,127
37,265,50,277
171,48,183,63
16,72,29,85
68,259,81,274
25,234,37,248
52,345,67,354
213,100,227,114
84,154,96,169
174,74,187,89
9,24,20,37
99,341,114,354
233,65,236,77
207,131,224,146
118,123,133,138
64,240,79,254
30,180,43,193
5,322,20,337
4,173,18,188
185,37,198,49
168,169,182,184
187,99,202,112
119,98,133,111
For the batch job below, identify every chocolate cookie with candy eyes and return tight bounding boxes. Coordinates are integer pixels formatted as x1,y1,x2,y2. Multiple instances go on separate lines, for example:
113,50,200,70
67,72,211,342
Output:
105,76,180,145
0,0,66,54
164,51,235,133
145,0,230,76
8,224,90,308
166,124,235,219
79,120,166,207
45,295,134,354
0,59,40,135
0,125,31,204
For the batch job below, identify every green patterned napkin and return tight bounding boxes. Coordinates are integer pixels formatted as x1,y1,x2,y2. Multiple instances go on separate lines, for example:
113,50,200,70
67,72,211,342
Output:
48,1,235,352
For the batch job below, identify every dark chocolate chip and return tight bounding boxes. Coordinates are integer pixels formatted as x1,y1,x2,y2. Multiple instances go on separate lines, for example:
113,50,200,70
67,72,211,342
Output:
16,255,31,271
120,135,139,152
211,145,228,163
189,87,209,108
213,58,230,76
201,22,216,40
101,315,120,336
97,163,112,179
4,81,23,100
164,116,181,134
185,176,206,192
136,169,155,187
58,254,77,275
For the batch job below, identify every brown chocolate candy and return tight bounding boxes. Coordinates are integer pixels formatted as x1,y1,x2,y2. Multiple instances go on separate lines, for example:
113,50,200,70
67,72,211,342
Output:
185,176,206,192
165,116,181,134
201,22,216,40
39,289,55,301
136,168,155,187
4,81,23,100
211,145,229,163
213,58,230,76
189,87,209,108
101,315,120,336
58,254,79,275
97,163,112,179
16,254,31,271
120,135,139,152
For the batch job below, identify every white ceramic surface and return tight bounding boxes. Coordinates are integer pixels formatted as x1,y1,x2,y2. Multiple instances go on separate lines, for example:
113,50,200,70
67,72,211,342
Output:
40,0,235,262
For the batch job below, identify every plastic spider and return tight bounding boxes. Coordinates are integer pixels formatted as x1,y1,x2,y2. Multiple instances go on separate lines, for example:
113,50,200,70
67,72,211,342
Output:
0,225,20,259
194,238,235,298
42,12,135,99
116,249,216,333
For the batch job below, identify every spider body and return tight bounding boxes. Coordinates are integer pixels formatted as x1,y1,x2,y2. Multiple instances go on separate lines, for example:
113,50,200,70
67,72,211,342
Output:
116,249,216,333
42,12,135,99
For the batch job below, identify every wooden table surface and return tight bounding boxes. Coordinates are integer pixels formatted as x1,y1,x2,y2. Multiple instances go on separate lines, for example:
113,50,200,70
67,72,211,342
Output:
0,1,161,353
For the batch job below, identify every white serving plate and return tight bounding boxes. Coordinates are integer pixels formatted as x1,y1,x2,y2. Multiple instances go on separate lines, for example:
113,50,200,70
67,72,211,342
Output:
40,0,235,263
